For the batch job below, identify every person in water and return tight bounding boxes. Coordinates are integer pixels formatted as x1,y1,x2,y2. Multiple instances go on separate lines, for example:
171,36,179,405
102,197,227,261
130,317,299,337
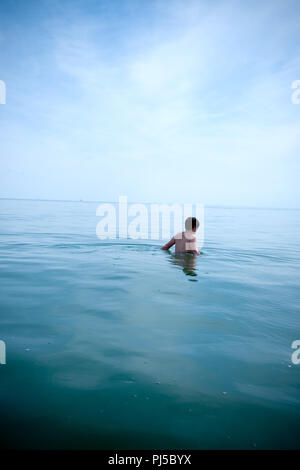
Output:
161,217,200,255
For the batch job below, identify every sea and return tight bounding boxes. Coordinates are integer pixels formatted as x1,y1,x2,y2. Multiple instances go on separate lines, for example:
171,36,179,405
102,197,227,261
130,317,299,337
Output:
0,198,299,449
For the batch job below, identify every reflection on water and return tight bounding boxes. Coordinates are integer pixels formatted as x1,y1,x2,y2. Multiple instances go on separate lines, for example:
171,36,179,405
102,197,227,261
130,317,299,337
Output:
168,252,199,279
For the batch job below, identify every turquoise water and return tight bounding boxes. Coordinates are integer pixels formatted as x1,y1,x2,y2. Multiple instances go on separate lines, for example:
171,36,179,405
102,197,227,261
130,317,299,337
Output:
0,199,300,449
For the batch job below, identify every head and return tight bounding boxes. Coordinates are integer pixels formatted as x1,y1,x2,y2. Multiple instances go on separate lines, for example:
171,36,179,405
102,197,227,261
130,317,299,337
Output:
185,216,199,232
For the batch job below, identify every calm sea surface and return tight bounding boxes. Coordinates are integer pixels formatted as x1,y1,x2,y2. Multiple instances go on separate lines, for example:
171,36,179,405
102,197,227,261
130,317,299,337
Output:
0,199,299,449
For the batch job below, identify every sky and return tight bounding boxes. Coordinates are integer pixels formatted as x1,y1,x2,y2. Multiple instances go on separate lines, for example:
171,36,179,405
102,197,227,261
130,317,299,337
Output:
0,0,300,208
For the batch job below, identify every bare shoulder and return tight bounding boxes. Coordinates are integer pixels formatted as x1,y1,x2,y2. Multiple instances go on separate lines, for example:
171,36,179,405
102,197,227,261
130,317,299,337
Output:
184,231,197,241
174,231,183,240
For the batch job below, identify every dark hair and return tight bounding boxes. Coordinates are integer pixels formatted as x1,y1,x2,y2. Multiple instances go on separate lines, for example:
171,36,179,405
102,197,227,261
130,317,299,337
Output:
185,217,199,231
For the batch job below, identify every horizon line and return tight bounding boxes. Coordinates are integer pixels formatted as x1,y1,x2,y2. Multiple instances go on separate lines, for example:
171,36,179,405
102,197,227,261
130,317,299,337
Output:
0,197,299,211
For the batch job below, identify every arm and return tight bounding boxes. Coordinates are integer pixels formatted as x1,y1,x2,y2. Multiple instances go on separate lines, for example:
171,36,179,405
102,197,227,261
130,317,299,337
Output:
161,236,175,250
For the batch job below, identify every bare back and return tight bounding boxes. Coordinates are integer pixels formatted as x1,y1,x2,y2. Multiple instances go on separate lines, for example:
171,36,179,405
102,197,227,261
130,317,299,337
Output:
174,231,198,253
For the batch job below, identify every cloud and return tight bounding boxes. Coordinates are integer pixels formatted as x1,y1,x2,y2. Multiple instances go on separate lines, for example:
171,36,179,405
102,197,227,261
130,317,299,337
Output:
1,0,300,206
